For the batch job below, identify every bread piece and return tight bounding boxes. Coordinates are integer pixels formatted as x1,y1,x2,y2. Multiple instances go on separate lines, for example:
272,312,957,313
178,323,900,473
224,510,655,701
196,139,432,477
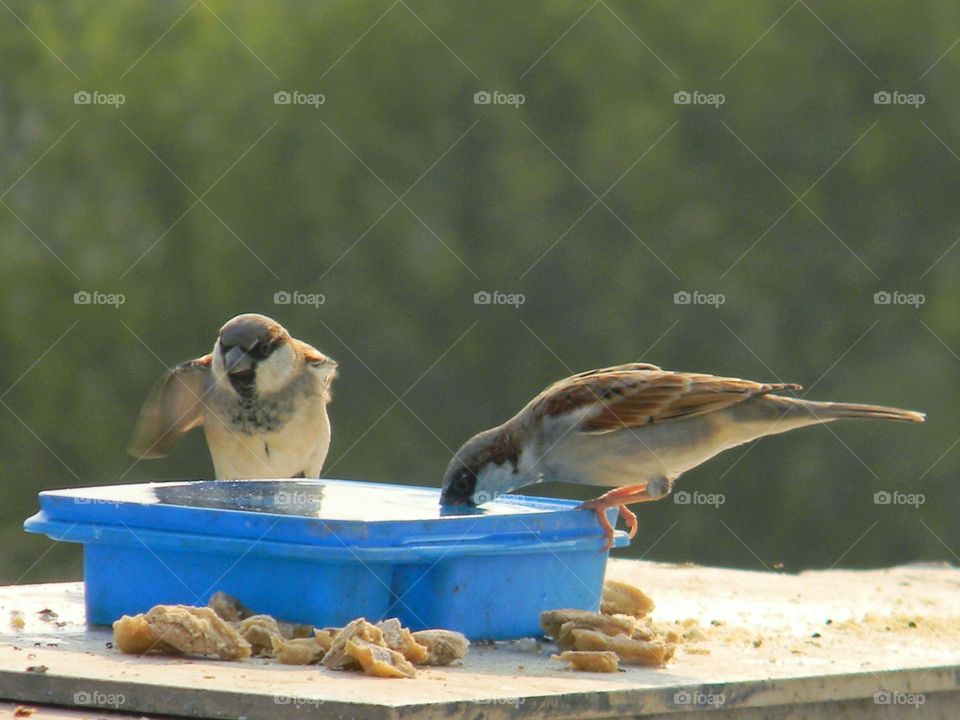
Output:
345,638,416,678
377,619,430,664
600,580,655,617
540,609,635,641
144,605,251,660
551,651,619,672
112,614,177,655
276,637,327,665
570,628,673,666
410,629,469,666
322,618,384,669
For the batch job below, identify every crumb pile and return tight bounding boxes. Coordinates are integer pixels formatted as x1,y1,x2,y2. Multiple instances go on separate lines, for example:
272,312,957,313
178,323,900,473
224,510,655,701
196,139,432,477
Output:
546,579,675,672
112,591,468,679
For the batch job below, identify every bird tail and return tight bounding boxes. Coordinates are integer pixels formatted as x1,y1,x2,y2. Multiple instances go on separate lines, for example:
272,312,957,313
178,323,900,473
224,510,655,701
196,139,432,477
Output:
765,395,926,424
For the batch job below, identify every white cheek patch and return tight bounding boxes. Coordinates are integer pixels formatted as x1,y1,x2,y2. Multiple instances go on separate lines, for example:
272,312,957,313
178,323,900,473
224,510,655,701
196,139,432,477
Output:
255,344,296,394
472,463,522,505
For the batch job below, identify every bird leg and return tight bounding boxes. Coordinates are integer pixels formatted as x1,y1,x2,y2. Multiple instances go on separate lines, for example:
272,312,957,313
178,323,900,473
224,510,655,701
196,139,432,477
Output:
578,483,662,549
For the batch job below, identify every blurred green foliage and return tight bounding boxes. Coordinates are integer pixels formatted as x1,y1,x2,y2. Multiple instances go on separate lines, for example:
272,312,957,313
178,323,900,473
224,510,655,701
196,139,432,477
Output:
2,1,958,584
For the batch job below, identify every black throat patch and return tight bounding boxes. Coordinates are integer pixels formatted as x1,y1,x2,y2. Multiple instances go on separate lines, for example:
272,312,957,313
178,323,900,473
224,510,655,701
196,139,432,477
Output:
228,370,257,398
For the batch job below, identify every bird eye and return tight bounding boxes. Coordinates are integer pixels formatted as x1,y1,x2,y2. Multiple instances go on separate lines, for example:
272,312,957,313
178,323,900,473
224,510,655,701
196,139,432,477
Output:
452,469,472,491
249,341,274,360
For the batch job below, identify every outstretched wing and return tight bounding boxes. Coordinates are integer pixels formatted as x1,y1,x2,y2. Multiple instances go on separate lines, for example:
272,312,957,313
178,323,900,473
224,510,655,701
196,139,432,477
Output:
128,355,212,459
530,362,801,432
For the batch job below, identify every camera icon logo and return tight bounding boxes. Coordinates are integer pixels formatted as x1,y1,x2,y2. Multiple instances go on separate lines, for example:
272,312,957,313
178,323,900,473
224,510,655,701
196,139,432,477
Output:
274,290,292,304
673,690,692,705
474,290,492,305
873,290,891,305
74,290,92,305
275,490,300,506
673,91,691,105
873,490,891,505
474,91,492,105
74,691,92,704
74,91,91,105
274,91,292,105
874,690,891,704
673,491,691,505
673,290,691,305
873,91,891,105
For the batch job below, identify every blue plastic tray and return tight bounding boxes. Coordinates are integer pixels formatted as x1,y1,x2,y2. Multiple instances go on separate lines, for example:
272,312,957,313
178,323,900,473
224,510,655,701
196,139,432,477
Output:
23,479,627,639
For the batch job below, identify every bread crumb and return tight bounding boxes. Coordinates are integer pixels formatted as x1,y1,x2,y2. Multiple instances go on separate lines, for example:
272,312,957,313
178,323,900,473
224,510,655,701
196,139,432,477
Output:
552,650,619,672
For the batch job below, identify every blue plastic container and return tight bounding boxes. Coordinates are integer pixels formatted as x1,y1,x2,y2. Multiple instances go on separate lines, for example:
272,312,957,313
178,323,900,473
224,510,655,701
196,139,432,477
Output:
23,479,627,639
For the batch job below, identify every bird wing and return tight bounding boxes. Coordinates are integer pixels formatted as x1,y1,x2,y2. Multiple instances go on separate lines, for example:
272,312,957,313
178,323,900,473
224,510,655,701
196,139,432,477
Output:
296,340,338,402
128,355,212,458
531,363,801,432
296,340,336,369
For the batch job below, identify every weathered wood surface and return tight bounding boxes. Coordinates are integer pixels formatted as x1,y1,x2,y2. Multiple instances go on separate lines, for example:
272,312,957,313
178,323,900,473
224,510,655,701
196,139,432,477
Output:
1,559,958,719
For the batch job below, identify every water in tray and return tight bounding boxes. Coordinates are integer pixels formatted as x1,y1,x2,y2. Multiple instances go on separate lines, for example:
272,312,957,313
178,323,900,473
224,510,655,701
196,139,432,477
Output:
66,480,544,521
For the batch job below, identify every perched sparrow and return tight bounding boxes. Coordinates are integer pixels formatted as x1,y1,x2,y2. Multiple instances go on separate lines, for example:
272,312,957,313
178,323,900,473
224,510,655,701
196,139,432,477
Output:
129,313,337,479
440,363,925,546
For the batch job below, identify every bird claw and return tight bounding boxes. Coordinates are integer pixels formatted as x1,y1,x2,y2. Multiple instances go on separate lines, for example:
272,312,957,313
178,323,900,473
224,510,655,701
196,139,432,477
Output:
579,498,637,548
618,504,638,539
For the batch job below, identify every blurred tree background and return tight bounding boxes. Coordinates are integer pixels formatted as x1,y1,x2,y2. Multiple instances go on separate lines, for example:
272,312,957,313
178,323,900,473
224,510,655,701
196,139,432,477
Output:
1,1,958,584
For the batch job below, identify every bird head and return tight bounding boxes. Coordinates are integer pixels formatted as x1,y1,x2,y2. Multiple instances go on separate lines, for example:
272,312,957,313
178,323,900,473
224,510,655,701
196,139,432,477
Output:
211,313,297,396
440,426,520,506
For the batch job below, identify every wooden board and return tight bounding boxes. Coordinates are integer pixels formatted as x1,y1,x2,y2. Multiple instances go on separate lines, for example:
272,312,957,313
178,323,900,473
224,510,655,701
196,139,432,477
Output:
0,560,959,719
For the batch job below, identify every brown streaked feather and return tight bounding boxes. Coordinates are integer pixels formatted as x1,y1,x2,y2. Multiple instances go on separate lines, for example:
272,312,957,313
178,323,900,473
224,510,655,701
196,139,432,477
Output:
476,427,521,468
296,340,337,403
127,355,212,459
529,363,801,432
564,362,663,381
296,340,335,368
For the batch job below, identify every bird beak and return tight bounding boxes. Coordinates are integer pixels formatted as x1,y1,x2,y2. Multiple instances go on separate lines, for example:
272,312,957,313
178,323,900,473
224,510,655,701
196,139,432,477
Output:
438,487,475,507
224,346,254,376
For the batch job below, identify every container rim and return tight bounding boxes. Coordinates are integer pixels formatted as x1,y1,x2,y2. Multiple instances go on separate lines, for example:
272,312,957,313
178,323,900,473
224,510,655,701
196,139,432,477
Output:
25,478,626,550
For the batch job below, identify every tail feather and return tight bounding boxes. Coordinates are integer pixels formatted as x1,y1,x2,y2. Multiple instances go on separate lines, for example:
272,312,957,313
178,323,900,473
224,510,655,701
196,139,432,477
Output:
768,395,925,424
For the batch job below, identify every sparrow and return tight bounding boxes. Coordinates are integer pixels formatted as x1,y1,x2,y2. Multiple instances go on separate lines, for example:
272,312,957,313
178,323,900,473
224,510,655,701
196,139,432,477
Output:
128,313,338,480
439,362,925,546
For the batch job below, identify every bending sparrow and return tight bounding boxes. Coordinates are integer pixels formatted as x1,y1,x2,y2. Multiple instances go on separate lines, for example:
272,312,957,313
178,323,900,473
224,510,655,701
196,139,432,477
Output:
129,313,337,479
440,363,924,546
